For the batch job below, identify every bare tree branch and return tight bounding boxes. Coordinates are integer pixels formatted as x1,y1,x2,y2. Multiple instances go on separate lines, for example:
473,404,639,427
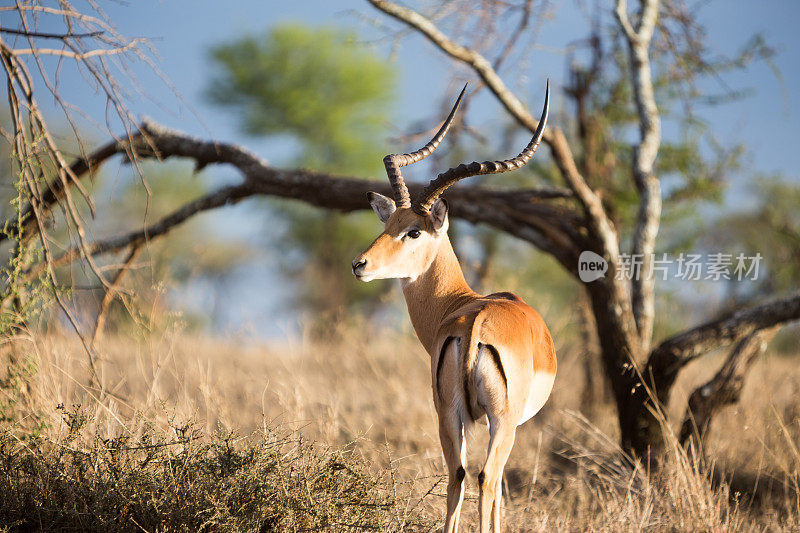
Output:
91,245,141,349
8,121,579,291
647,293,800,402
10,39,143,60
0,28,103,39
615,0,662,351
678,327,778,450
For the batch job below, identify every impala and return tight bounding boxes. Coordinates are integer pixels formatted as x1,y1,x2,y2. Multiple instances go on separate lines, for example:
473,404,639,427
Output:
352,82,556,532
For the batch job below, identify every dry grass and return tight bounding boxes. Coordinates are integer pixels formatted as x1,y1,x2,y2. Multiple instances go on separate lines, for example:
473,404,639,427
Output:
1,323,799,531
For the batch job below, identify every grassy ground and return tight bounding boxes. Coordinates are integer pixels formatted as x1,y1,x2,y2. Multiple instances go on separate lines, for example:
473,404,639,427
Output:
1,324,798,531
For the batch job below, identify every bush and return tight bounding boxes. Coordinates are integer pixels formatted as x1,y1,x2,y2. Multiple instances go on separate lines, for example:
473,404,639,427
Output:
0,412,431,532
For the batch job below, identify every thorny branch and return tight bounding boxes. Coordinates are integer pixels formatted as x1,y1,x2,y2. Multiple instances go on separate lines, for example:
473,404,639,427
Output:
0,1,152,390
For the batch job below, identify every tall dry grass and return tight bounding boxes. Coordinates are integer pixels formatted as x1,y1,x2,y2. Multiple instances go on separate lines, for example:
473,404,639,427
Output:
1,322,798,531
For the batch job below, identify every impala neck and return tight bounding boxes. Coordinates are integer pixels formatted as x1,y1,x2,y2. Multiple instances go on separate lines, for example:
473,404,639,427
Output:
402,234,476,355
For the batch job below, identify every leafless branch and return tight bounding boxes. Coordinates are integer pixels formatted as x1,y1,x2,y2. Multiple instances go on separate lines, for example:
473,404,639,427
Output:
678,328,778,450
615,0,662,351
0,28,103,39
11,39,143,60
6,120,578,293
647,293,800,402
91,246,141,348
25,183,253,281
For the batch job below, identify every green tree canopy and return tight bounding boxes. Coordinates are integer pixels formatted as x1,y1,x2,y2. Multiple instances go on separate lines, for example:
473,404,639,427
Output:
207,24,394,173
206,24,397,334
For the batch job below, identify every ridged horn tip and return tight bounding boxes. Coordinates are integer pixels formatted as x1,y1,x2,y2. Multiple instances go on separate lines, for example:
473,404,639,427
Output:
412,79,551,214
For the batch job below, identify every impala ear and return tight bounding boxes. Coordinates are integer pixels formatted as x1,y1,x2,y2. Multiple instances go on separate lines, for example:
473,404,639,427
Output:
367,192,396,223
429,198,449,231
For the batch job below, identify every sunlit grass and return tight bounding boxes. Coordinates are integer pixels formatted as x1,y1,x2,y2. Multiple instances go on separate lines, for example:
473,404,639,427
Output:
1,325,798,531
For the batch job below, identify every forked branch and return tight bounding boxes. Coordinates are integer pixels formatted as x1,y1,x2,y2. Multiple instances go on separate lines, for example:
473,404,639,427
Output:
647,292,800,403
678,328,778,450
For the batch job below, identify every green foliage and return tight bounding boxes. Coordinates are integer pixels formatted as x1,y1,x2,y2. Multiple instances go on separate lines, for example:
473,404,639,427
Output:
207,24,394,172
207,24,397,332
0,164,50,337
713,176,800,297
0,146,52,426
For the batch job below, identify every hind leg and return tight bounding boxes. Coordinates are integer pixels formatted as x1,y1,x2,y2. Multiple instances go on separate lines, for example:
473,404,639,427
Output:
478,420,516,533
439,413,466,533
492,472,503,531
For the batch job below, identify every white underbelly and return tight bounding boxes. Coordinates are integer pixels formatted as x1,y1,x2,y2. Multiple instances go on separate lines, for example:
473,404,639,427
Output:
518,371,555,426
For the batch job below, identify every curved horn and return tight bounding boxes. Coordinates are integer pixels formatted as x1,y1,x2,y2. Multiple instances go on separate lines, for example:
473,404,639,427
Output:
383,84,467,208
413,80,550,215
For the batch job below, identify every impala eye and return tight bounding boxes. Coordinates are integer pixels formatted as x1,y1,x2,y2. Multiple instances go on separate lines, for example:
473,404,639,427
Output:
407,229,421,239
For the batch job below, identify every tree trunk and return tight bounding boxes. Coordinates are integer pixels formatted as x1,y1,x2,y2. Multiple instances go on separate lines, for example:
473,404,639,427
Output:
584,278,664,458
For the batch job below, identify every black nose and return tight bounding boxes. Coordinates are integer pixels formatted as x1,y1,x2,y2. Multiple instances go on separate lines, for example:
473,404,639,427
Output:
352,259,367,273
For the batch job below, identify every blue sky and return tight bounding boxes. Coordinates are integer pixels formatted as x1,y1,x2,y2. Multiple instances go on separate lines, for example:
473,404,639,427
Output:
7,1,799,336
83,1,800,178
31,0,798,180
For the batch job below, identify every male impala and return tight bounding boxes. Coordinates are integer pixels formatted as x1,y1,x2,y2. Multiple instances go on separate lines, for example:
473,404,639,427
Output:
352,83,556,532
